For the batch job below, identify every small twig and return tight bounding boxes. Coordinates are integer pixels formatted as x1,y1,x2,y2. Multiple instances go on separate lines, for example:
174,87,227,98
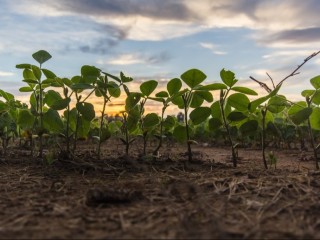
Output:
277,50,320,88
266,72,275,89
249,76,272,93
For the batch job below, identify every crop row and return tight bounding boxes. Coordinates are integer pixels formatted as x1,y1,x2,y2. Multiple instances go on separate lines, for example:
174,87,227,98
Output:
1,50,320,169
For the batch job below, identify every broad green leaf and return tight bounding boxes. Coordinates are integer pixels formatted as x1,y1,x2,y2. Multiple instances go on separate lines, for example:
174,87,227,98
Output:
71,76,81,84
190,107,211,125
45,90,62,106
267,95,287,113
291,108,313,125
239,120,258,136
32,50,52,65
190,92,204,108
227,111,247,122
23,79,38,84
125,93,141,111
167,78,182,96
42,68,56,79
195,90,213,103
197,83,227,91
220,69,237,87
43,109,63,133
76,102,95,121
31,65,41,81
143,113,160,128
62,78,73,87
71,83,94,90
0,90,14,101
81,65,100,78
249,85,281,112
310,107,320,130
120,72,133,83
50,98,71,110
310,75,320,89
100,126,111,142
155,91,169,98
301,90,315,98
163,115,176,129
181,69,206,89
311,91,320,105
210,101,222,119
228,93,250,111
231,86,258,95
19,86,33,92
108,81,121,98
208,118,222,131
127,113,139,132
140,80,158,97
16,64,31,69
23,68,36,81
17,109,35,129
108,121,122,133
173,125,188,143
76,117,91,138
287,101,307,115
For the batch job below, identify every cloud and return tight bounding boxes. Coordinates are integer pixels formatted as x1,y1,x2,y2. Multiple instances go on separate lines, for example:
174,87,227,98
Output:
199,42,227,55
97,52,171,66
0,71,14,77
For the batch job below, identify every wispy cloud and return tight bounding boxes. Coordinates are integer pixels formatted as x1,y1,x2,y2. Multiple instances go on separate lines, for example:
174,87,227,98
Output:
0,71,14,77
199,42,227,55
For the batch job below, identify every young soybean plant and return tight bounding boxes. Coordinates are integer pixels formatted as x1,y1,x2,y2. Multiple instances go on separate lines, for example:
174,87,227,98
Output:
209,69,259,167
172,69,221,162
17,50,56,157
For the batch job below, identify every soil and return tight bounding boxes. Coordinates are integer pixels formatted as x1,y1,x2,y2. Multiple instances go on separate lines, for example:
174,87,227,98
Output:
1,139,320,239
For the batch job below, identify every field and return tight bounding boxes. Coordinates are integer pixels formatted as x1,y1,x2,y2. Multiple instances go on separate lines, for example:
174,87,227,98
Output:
1,140,320,239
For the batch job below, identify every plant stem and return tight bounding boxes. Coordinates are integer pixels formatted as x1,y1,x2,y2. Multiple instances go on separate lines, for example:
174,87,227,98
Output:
98,98,107,159
38,65,43,158
182,94,192,162
307,97,319,170
220,91,237,167
261,108,268,169
153,106,166,158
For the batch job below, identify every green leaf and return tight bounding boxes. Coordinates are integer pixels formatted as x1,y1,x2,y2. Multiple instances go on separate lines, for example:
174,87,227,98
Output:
310,75,320,89
195,90,213,103
220,69,237,87
127,113,139,132
227,111,247,122
231,86,258,95
100,126,111,142
0,101,7,113
108,81,121,98
0,90,14,101
23,68,36,81
120,72,133,83
45,90,62,106
163,115,176,129
76,117,91,138
190,107,211,125
32,50,52,65
76,102,95,121
173,125,188,143
208,118,222,131
23,79,38,84
310,107,320,130
249,85,281,112
62,78,73,87
43,109,63,133
42,68,56,79
197,83,227,91
228,93,250,111
50,98,71,110
31,65,41,81
190,92,204,108
167,78,182,96
143,113,160,128
239,120,258,136
288,103,311,125
71,83,94,90
301,90,315,98
312,91,320,105
125,93,141,111
180,69,206,89
210,101,222,119
17,109,35,129
140,80,158,97
19,86,33,92
16,64,31,69
81,65,100,83
267,95,287,113
155,91,169,98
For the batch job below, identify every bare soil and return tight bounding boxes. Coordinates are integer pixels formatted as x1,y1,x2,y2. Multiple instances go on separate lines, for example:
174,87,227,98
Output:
1,140,320,239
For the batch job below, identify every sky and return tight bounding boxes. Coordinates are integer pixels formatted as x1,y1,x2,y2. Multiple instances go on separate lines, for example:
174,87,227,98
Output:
0,0,320,115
